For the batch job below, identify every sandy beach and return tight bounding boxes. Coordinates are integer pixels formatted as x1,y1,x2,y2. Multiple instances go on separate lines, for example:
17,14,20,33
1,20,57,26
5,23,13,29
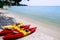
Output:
0,9,60,40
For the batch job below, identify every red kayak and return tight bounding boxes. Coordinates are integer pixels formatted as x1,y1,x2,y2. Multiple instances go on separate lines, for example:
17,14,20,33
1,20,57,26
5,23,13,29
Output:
0,24,37,40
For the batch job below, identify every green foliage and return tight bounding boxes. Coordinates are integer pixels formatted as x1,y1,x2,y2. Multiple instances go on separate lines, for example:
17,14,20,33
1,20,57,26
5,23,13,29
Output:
0,0,22,8
0,0,29,8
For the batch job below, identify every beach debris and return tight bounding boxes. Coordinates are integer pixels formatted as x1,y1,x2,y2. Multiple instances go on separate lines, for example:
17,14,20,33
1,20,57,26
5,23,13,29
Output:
0,12,16,29
0,22,37,40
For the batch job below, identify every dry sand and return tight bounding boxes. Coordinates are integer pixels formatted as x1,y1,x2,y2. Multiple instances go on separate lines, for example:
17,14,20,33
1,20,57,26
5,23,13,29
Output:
0,9,60,40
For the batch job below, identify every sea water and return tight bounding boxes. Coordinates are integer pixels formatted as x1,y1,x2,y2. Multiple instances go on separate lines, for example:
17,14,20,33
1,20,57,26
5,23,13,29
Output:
8,6,60,27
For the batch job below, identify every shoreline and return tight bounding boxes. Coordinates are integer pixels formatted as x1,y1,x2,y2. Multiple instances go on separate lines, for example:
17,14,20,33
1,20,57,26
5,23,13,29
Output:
0,9,60,40
11,12,60,31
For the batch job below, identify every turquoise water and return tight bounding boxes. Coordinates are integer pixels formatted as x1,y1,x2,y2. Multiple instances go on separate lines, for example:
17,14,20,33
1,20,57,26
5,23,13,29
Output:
8,6,60,27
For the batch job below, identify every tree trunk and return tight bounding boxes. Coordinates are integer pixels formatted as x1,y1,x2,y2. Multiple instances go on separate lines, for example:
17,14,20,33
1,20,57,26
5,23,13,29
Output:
0,1,3,8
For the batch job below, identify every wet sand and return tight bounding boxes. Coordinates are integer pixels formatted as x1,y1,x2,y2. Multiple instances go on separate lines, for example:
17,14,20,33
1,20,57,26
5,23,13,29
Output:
0,9,60,40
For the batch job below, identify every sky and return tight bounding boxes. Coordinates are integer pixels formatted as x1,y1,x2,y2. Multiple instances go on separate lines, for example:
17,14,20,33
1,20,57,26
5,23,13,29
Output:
20,0,60,6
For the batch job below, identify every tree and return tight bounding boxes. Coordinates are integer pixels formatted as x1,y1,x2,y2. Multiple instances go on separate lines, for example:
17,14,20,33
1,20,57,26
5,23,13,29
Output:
0,0,30,8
